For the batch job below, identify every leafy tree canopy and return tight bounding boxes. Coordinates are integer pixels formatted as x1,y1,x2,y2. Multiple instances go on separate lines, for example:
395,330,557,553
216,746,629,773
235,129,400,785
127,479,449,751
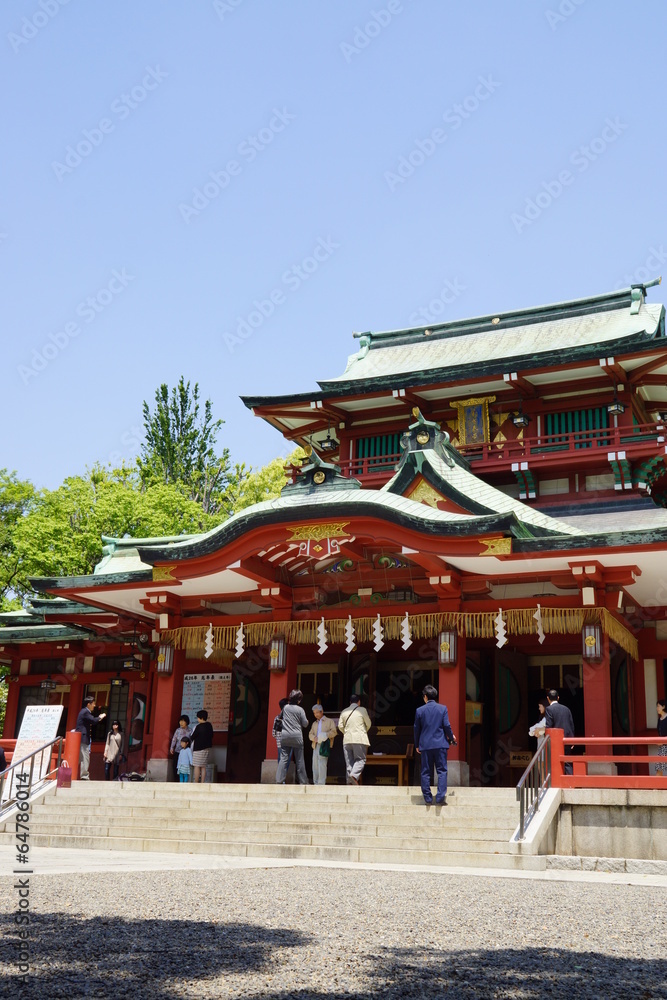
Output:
137,377,242,514
0,470,36,609
0,379,299,609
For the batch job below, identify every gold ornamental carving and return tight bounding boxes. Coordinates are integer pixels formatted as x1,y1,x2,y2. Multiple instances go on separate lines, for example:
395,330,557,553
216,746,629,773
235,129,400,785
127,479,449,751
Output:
287,522,350,541
479,537,512,556
152,565,177,581
406,479,445,509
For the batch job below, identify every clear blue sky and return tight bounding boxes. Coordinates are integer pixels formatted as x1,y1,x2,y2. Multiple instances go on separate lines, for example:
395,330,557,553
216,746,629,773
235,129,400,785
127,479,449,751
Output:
2,0,666,488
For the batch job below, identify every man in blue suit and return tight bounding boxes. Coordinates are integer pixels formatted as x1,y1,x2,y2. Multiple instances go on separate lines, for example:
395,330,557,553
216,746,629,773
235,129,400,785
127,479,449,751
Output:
414,685,457,805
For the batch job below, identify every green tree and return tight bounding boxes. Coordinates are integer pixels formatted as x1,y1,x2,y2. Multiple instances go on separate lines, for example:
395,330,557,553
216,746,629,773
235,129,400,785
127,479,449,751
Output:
12,466,217,588
137,378,242,514
0,470,36,609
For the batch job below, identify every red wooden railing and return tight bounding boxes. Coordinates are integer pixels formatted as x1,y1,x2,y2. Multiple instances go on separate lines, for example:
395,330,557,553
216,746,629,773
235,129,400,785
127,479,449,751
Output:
329,421,666,481
457,421,666,468
548,729,667,789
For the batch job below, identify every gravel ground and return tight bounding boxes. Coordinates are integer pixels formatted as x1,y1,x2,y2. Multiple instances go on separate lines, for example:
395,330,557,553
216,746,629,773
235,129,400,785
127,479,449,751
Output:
0,867,665,999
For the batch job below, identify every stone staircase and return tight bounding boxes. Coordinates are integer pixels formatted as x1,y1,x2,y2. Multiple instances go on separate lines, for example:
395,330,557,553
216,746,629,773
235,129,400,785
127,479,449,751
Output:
0,782,545,871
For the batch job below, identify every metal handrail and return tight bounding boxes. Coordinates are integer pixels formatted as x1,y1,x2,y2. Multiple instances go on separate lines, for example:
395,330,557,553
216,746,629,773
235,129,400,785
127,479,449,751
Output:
0,737,63,820
515,736,551,840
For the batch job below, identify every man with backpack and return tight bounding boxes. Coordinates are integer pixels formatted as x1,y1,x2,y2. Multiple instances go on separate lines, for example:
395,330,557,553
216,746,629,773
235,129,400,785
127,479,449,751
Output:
272,698,288,760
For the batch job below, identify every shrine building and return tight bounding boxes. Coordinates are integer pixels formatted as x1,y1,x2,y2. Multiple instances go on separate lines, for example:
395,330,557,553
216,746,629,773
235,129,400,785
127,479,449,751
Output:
2,282,667,785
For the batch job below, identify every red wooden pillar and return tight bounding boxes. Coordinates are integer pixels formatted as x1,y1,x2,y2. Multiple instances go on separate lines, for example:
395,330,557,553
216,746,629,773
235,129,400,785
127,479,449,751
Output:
583,631,612,737
67,677,85,730
151,651,181,760
548,727,565,786
438,633,466,762
265,644,298,761
3,679,20,738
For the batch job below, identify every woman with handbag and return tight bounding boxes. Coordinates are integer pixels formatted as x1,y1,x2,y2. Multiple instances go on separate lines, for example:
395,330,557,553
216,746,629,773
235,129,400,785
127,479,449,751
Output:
103,721,123,781
309,704,337,785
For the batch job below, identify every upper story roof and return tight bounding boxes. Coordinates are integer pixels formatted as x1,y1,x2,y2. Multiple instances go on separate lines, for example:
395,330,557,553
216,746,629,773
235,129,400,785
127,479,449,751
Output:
243,282,665,409
327,286,664,390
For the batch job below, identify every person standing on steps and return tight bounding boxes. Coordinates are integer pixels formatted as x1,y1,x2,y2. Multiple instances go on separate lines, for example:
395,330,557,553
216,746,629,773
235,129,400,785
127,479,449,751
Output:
414,685,456,806
275,690,309,785
177,737,193,782
338,694,371,786
544,689,575,776
272,698,289,761
169,715,193,781
309,704,337,785
191,710,214,783
75,695,106,780
103,721,123,781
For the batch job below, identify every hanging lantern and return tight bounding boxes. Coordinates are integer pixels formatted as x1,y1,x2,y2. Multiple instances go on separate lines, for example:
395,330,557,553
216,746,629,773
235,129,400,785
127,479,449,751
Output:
156,644,174,675
582,624,601,660
268,636,286,671
437,630,457,665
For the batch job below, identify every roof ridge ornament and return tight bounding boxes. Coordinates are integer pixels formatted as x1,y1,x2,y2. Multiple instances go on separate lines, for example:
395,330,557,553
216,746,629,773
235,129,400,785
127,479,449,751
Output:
281,444,361,496
630,276,661,315
397,406,455,469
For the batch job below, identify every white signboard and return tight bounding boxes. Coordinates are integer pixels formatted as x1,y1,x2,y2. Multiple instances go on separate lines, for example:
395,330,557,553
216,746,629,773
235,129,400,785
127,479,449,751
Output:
181,673,232,732
2,705,64,802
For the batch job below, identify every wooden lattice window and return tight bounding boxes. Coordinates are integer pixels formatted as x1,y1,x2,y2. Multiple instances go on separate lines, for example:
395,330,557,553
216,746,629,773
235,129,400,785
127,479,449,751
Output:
352,432,402,472
543,406,609,449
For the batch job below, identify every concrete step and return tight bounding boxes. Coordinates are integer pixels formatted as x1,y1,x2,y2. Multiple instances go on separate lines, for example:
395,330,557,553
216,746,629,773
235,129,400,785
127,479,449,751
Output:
30,806,517,835
0,830,543,870
53,783,518,802
11,822,512,854
31,803,517,828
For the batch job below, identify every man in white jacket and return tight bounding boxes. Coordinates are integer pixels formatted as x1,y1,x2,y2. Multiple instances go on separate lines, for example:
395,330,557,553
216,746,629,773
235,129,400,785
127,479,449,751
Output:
338,694,372,785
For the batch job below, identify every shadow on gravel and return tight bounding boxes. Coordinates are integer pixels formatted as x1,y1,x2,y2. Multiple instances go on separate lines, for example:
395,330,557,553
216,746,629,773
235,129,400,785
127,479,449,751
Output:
1,919,666,999
0,912,309,998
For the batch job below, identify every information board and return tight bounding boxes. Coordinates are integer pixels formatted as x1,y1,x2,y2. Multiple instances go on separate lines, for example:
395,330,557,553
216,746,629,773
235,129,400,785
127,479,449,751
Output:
2,704,64,802
181,673,232,732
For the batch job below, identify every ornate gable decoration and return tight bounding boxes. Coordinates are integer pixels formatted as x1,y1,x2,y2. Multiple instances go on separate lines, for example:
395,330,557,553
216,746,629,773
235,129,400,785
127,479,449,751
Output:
287,522,350,562
405,479,446,509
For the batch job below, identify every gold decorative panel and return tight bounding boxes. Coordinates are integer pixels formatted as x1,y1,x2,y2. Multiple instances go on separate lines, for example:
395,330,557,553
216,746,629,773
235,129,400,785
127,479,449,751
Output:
287,522,349,541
